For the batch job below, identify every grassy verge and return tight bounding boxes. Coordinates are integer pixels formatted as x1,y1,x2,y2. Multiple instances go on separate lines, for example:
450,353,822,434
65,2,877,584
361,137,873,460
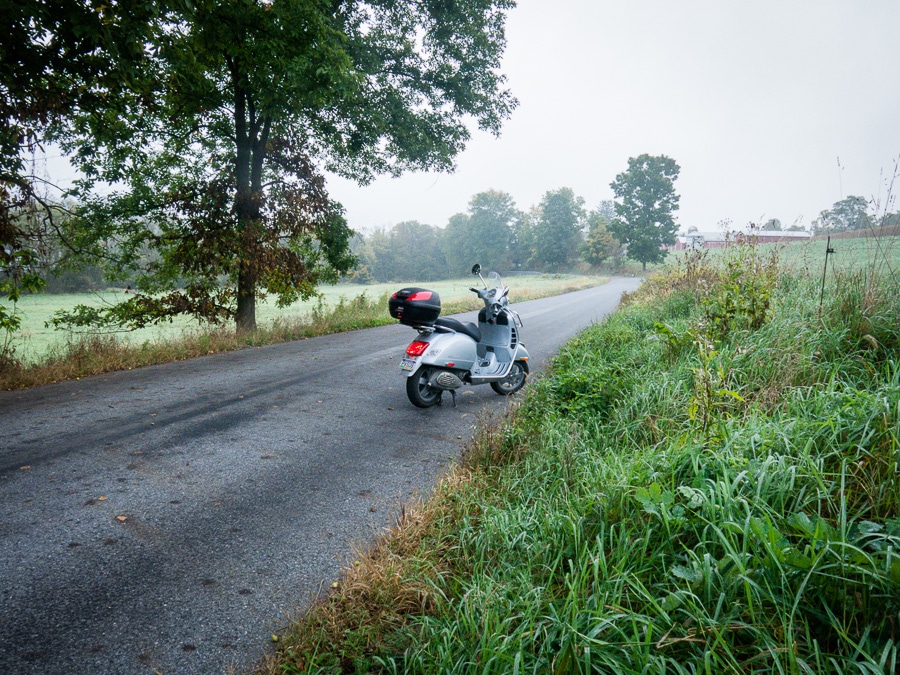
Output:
0,276,604,390
259,241,900,673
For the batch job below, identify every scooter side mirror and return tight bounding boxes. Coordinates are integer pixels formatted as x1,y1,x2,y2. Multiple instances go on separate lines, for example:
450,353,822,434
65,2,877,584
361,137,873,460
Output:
471,264,481,276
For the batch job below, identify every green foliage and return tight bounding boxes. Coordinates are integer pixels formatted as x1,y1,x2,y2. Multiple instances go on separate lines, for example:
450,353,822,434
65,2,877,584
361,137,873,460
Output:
609,154,681,271
353,185,598,281
824,268,900,357
465,190,519,269
699,235,780,339
685,333,744,439
440,212,474,277
580,209,621,268
530,320,647,420
1,0,178,305
813,195,873,235
50,0,518,330
528,187,585,271
652,319,696,360
438,190,520,277
354,221,448,283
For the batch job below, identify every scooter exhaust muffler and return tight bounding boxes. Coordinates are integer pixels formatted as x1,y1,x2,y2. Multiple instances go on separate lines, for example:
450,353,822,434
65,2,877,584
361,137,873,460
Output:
428,370,463,390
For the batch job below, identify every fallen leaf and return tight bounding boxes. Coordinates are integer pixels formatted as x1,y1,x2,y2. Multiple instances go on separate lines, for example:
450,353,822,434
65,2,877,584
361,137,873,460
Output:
331,581,339,589
98,496,107,501
116,515,128,522
20,466,31,470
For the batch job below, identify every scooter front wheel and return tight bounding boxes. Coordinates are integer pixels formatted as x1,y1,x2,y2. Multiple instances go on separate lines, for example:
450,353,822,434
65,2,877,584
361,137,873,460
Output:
491,360,528,396
406,367,442,408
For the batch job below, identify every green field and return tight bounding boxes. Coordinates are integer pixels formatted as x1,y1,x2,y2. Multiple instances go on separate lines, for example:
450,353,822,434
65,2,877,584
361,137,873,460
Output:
707,233,900,275
1,274,601,363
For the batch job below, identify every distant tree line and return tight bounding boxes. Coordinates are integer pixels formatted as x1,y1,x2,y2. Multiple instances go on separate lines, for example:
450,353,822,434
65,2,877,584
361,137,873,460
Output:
812,196,900,235
350,152,688,281
348,188,626,283
17,152,900,295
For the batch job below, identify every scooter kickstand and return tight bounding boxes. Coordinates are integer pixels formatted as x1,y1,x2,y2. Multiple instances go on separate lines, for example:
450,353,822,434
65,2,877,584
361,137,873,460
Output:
449,389,458,408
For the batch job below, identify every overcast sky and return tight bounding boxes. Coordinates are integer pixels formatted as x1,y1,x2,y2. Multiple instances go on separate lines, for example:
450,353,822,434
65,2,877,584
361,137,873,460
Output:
328,0,900,234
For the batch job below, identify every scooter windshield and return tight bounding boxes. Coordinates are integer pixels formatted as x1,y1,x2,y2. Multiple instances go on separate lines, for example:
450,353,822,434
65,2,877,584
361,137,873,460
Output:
486,271,503,299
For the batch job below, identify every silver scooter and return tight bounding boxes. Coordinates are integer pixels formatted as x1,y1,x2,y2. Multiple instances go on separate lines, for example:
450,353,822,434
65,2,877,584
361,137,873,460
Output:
389,264,530,408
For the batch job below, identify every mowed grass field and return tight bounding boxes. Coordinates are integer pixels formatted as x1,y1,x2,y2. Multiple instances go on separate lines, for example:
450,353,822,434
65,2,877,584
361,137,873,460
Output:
777,232,900,274
2,274,604,363
705,232,900,274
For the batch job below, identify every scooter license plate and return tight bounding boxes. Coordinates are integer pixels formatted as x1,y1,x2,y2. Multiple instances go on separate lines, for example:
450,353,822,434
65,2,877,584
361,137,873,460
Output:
400,358,417,371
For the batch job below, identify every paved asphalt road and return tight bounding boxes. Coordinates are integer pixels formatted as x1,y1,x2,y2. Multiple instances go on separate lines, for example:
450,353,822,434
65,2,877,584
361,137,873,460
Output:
0,277,640,674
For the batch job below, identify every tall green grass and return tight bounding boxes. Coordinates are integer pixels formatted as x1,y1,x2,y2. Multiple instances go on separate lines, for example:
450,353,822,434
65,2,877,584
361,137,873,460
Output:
262,238,900,674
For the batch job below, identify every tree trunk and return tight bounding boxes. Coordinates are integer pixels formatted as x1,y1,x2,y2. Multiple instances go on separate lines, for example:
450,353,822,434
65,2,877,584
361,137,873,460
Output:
234,161,257,330
235,130,268,332
231,63,270,332
236,265,256,331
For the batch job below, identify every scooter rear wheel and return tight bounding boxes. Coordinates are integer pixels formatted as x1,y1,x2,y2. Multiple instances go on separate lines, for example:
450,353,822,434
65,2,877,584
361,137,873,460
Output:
406,367,442,408
491,360,528,396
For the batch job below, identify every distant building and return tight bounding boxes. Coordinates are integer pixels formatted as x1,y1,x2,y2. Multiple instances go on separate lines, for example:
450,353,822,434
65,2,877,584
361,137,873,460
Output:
669,228,811,250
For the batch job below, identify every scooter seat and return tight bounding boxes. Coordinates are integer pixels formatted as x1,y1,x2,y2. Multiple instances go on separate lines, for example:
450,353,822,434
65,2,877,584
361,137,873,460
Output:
435,317,482,343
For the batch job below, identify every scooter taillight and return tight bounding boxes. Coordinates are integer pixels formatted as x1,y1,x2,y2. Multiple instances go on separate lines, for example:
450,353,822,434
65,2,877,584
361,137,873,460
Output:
406,340,429,357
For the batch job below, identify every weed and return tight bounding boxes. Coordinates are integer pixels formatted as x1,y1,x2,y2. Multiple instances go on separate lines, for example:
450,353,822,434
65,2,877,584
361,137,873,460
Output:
700,234,780,339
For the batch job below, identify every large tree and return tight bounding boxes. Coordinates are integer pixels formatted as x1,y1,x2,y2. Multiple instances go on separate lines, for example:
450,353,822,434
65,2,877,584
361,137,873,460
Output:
52,0,517,330
581,206,620,268
609,154,680,271
441,212,472,277
530,187,584,271
465,190,519,269
812,196,872,235
439,190,518,274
